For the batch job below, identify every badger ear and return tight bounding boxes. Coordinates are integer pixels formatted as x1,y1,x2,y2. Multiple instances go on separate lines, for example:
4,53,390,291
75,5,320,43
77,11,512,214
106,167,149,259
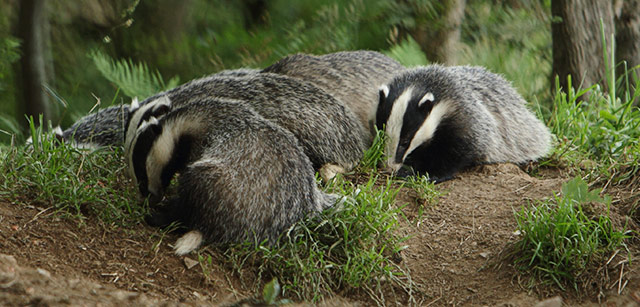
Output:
52,126,63,137
418,92,435,108
130,97,140,110
151,96,172,117
379,85,390,99
151,103,171,118
147,117,163,135
52,126,64,143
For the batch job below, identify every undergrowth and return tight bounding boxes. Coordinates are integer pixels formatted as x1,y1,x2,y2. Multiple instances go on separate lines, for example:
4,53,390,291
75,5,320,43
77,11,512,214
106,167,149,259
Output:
357,127,387,173
545,29,640,187
0,117,145,226
89,49,180,100
219,174,415,305
511,177,631,293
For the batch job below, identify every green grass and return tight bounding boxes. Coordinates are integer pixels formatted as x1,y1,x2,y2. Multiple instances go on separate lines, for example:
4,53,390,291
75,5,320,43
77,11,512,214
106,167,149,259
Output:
543,22,640,186
357,127,388,173
0,117,146,226
218,174,414,304
511,177,630,292
546,72,640,185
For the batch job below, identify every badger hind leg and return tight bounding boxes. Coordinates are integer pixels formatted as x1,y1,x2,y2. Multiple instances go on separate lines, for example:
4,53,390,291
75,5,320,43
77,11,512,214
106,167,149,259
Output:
174,230,204,256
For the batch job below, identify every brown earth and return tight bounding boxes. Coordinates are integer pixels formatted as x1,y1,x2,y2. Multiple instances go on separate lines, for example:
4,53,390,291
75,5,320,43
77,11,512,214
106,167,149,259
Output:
1,163,639,306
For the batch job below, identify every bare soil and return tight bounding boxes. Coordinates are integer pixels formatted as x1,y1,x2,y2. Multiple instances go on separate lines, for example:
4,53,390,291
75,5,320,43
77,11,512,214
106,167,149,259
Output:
1,163,639,306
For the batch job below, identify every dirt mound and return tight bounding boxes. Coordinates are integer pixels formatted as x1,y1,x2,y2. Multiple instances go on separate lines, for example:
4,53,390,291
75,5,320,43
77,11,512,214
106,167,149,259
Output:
0,253,174,306
1,163,639,306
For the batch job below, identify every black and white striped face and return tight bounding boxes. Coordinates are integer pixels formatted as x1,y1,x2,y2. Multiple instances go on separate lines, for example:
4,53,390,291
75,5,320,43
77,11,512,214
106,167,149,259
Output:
125,110,201,204
376,81,452,172
125,116,165,199
124,96,172,158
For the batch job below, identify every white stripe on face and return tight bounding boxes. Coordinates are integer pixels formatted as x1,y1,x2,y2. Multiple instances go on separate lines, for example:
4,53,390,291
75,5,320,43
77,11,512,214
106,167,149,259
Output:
124,96,171,157
402,100,451,161
144,116,204,197
384,87,413,171
125,117,158,185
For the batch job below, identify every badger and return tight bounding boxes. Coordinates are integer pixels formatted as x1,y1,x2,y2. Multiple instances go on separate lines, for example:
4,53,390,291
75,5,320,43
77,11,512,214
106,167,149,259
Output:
25,104,131,149
125,72,366,180
125,97,338,255
376,65,552,182
28,68,259,148
262,50,406,145
60,103,131,148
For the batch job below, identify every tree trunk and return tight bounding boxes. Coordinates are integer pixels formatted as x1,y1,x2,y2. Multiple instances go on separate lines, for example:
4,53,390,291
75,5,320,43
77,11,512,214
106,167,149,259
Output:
241,0,268,30
551,0,615,96
410,0,466,65
17,0,51,128
615,0,640,104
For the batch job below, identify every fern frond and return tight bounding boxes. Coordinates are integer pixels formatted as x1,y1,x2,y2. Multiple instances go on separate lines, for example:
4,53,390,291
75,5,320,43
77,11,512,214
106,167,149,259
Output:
383,36,429,67
89,50,179,99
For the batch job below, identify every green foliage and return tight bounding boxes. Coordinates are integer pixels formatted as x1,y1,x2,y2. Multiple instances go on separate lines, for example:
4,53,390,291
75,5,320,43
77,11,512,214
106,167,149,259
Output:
357,127,387,173
262,278,281,305
0,117,146,226
223,174,412,303
512,177,630,291
89,50,179,100
460,2,551,104
0,37,20,89
383,36,429,67
403,175,441,206
0,36,20,141
548,72,640,184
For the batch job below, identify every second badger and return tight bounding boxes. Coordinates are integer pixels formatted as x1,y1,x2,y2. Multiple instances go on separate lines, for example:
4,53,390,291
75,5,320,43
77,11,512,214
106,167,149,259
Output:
376,65,551,182
263,50,405,145
126,97,338,255
125,73,367,180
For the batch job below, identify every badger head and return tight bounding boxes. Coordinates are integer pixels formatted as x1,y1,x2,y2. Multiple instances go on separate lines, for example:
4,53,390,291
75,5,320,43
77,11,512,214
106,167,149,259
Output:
375,67,456,174
124,96,172,157
125,116,166,204
125,106,200,205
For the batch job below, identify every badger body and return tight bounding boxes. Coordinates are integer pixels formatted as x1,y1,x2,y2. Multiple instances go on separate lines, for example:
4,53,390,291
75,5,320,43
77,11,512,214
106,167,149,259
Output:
125,98,337,254
376,65,551,182
262,50,405,145
126,72,366,179
24,104,131,149
33,68,258,149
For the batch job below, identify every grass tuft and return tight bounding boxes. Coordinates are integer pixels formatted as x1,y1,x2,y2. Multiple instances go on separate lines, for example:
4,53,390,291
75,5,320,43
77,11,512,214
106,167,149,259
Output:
511,177,630,293
357,127,388,173
219,174,415,304
0,117,145,226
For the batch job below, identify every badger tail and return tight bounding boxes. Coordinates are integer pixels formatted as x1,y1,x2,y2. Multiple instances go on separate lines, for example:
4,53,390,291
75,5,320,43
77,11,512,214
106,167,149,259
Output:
173,230,204,256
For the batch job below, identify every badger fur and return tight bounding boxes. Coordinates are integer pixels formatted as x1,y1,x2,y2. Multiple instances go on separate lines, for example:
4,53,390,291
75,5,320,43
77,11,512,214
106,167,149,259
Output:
376,65,551,182
125,97,338,255
125,72,366,180
30,68,258,149
25,104,131,149
60,104,131,148
262,50,406,145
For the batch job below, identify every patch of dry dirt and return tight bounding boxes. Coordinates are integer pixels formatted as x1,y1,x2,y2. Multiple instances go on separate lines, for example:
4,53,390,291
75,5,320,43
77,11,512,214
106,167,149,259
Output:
1,163,640,306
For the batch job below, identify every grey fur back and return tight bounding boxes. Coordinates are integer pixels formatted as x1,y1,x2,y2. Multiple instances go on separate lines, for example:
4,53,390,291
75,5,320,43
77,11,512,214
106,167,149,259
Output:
52,68,259,148
262,50,405,145
60,104,130,148
134,98,337,246
445,65,551,163
449,66,551,163
137,72,366,173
